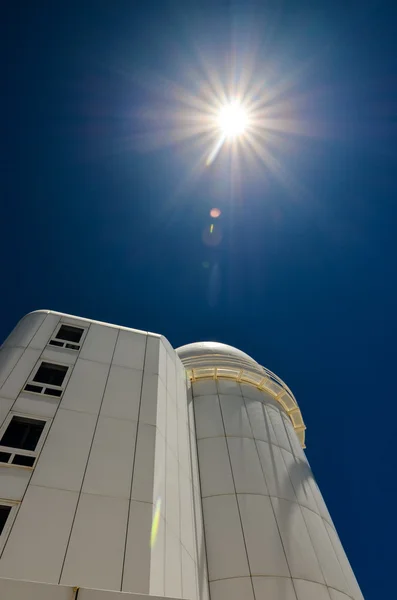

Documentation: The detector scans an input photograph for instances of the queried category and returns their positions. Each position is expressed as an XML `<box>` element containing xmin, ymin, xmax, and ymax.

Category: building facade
<box><xmin>0</xmin><ymin>310</ymin><xmax>363</xmax><ymax>600</ymax></box>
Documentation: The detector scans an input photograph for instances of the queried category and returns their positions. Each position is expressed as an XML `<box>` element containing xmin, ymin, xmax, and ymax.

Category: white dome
<box><xmin>176</xmin><ymin>341</ymin><xmax>258</xmax><ymax>367</ymax></box>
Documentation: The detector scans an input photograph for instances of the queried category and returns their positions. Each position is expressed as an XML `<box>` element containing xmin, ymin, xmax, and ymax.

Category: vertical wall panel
<box><xmin>29</xmin><ymin>313</ymin><xmax>61</xmax><ymax>350</ymax></box>
<box><xmin>0</xmin><ymin>486</ymin><xmax>78</xmax><ymax>583</ymax></box>
<box><xmin>164</xmin><ymin>526</ymin><xmax>182</xmax><ymax>599</ymax></box>
<box><xmin>82</xmin><ymin>416</ymin><xmax>137</xmax><ymax>499</ymax></box>
<box><xmin>60</xmin><ymin>359</ymin><xmax>109</xmax><ymax>415</ymax></box>
<box><xmin>2</xmin><ymin>312</ymin><xmax>46</xmax><ymax>349</ymax></box>
<box><xmin>0</xmin><ymin>348</ymin><xmax>41</xmax><ymax>399</ymax></box>
<box><xmin>122</xmin><ymin>500</ymin><xmax>151</xmax><ymax>593</ymax></box>
<box><xmin>60</xmin><ymin>494</ymin><xmax>129</xmax><ymax>590</ymax></box>
<box><xmin>32</xmin><ymin>409</ymin><xmax>97</xmax><ymax>492</ymax></box>
<box><xmin>100</xmin><ymin>365</ymin><xmax>142</xmax><ymax>422</ymax></box>
<box><xmin>112</xmin><ymin>330</ymin><xmax>146</xmax><ymax>370</ymax></box>
<box><xmin>79</xmin><ymin>324</ymin><xmax>117</xmax><ymax>364</ymax></box>
<box><xmin>0</xmin><ymin>348</ymin><xmax>24</xmax><ymax>389</ymax></box>
<box><xmin>271</xmin><ymin>496</ymin><xmax>324</xmax><ymax>583</ymax></box>
<box><xmin>202</xmin><ymin>494</ymin><xmax>250</xmax><ymax>581</ymax></box>
<box><xmin>130</xmin><ymin>423</ymin><xmax>156</xmax><ymax>503</ymax></box>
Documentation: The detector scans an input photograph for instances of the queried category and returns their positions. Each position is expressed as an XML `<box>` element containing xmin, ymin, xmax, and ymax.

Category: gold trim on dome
<box><xmin>186</xmin><ymin>362</ymin><xmax>306</xmax><ymax>448</ymax></box>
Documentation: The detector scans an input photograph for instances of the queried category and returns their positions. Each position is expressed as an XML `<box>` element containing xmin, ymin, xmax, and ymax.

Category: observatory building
<box><xmin>0</xmin><ymin>310</ymin><xmax>363</xmax><ymax>600</ymax></box>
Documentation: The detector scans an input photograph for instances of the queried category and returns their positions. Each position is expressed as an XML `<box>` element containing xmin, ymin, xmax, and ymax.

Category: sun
<box><xmin>217</xmin><ymin>101</ymin><xmax>249</xmax><ymax>138</ymax></box>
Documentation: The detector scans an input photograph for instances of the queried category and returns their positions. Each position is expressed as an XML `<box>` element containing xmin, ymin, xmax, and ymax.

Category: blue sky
<box><xmin>3</xmin><ymin>2</ymin><xmax>397</xmax><ymax>597</ymax></box>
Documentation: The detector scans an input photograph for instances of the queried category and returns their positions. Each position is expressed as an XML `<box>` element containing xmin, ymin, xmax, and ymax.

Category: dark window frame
<box><xmin>33</xmin><ymin>362</ymin><xmax>68</xmax><ymax>387</ymax></box>
<box><xmin>55</xmin><ymin>324</ymin><xmax>84</xmax><ymax>344</ymax></box>
<box><xmin>0</xmin><ymin>415</ymin><xmax>46</xmax><ymax>452</ymax></box>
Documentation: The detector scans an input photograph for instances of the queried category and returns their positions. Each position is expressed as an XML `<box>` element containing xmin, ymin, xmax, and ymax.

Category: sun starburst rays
<box><xmin>122</xmin><ymin>46</ymin><xmax>311</xmax><ymax>195</ymax></box>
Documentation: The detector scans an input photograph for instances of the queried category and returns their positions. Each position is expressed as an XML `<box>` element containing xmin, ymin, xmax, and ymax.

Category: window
<box><xmin>0</xmin><ymin>501</ymin><xmax>19</xmax><ymax>549</ymax></box>
<box><xmin>24</xmin><ymin>361</ymin><xmax>69</xmax><ymax>397</ymax></box>
<box><xmin>0</xmin><ymin>414</ymin><xmax>49</xmax><ymax>468</ymax></box>
<box><xmin>33</xmin><ymin>362</ymin><xmax>68</xmax><ymax>387</ymax></box>
<box><xmin>0</xmin><ymin>505</ymin><xmax>12</xmax><ymax>536</ymax></box>
<box><xmin>0</xmin><ymin>416</ymin><xmax>45</xmax><ymax>451</ymax></box>
<box><xmin>49</xmin><ymin>324</ymin><xmax>85</xmax><ymax>351</ymax></box>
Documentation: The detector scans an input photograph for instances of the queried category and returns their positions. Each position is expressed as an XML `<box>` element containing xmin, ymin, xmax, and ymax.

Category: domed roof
<box><xmin>176</xmin><ymin>341</ymin><xmax>258</xmax><ymax>365</ymax></box>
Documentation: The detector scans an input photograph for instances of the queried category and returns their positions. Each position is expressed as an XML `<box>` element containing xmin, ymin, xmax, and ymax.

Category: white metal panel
<box><xmin>308</xmin><ymin>477</ymin><xmax>335</xmax><ymax>528</ymax></box>
<box><xmin>265</xmin><ymin>406</ymin><xmax>293</xmax><ymax>452</ymax></box>
<box><xmin>325</xmin><ymin>521</ymin><xmax>365</xmax><ymax>600</ymax></box>
<box><xmin>166</xmin><ymin>390</ymin><xmax>178</xmax><ymax>456</ymax></box>
<box><xmin>202</xmin><ymin>494</ymin><xmax>250</xmax><ymax>581</ymax></box>
<box><xmin>280</xmin><ymin>449</ymin><xmax>318</xmax><ymax>513</ymax></box>
<box><xmin>0</xmin><ymin>465</ymin><xmax>31</xmax><ymax>500</ymax></box>
<box><xmin>145</xmin><ymin>335</ymin><xmax>167</xmax><ymax>383</ymax></box>
<box><xmin>32</xmin><ymin>409</ymin><xmax>96</xmax><ymax>491</ymax></box>
<box><xmin>0</xmin><ymin>348</ymin><xmax>41</xmax><ymax>400</ymax></box>
<box><xmin>217</xmin><ymin>379</ymin><xmax>242</xmax><ymax>396</ymax></box>
<box><xmin>101</xmin><ymin>365</ymin><xmax>142</xmax><ymax>422</ymax></box>
<box><xmin>0</xmin><ymin>485</ymin><xmax>78</xmax><ymax>583</ymax></box>
<box><xmin>239</xmin><ymin>383</ymin><xmax>266</xmax><ymax>402</ymax></box>
<box><xmin>40</xmin><ymin>346</ymin><xmax>78</xmax><ymax>366</ymax></box>
<box><xmin>81</xmin><ymin>589</ymin><xmax>180</xmax><ymax>600</ymax></box>
<box><xmin>192</xmin><ymin>379</ymin><xmax>217</xmax><ymax>397</ymax></box>
<box><xmin>271</xmin><ymin>497</ymin><xmax>324</xmax><ymax>584</ymax></box>
<box><xmin>79</xmin><ymin>324</ymin><xmax>118</xmax><ymax>364</ymax></box>
<box><xmin>149</xmin><ymin>514</ymin><xmax>165</xmax><ymax>597</ymax></box>
<box><xmin>194</xmin><ymin>395</ymin><xmax>224</xmax><ymax>440</ymax></box>
<box><xmin>164</xmin><ymin>526</ymin><xmax>182</xmax><ymax>599</ymax></box>
<box><xmin>160</xmin><ymin>335</ymin><xmax>175</xmax><ymax>359</ymax></box>
<box><xmin>61</xmin><ymin>359</ymin><xmax>109</xmax><ymax>415</ymax></box>
<box><xmin>29</xmin><ymin>313</ymin><xmax>61</xmax><ymax>350</ymax></box>
<box><xmin>190</xmin><ymin>424</ymin><xmax>200</xmax><ymax>493</ymax></box>
<box><xmin>153</xmin><ymin>431</ymin><xmax>166</xmax><ymax>520</ymax></box>
<box><xmin>244</xmin><ymin>398</ymin><xmax>278</xmax><ymax>445</ymax></box>
<box><xmin>113</xmin><ymin>330</ymin><xmax>146</xmax><ymax>371</ymax></box>
<box><xmin>256</xmin><ymin>440</ymin><xmax>297</xmax><ymax>502</ymax></box>
<box><xmin>82</xmin><ymin>416</ymin><xmax>137</xmax><ymax>499</ymax></box>
<box><xmin>210</xmin><ymin>578</ymin><xmax>255</xmax><ymax>600</ymax></box>
<box><xmin>60</xmin><ymin>493</ymin><xmax>129</xmax><ymax>591</ymax></box>
<box><xmin>0</xmin><ymin>348</ymin><xmax>24</xmax><ymax>389</ymax></box>
<box><xmin>238</xmin><ymin>494</ymin><xmax>289</xmax><ymax>577</ymax></box>
<box><xmin>219</xmin><ymin>394</ymin><xmax>252</xmax><ymax>438</ymax></box>
<box><xmin>13</xmin><ymin>391</ymin><xmax>60</xmax><ymax>418</ymax></box>
<box><xmin>165</xmin><ymin>446</ymin><xmax>180</xmax><ymax>534</ymax></box>
<box><xmin>293</xmin><ymin>579</ymin><xmax>332</xmax><ymax>600</ymax></box>
<box><xmin>140</xmin><ymin>372</ymin><xmax>166</xmax><ymax>434</ymax></box>
<box><xmin>131</xmin><ymin>423</ymin><xmax>156</xmax><ymax>503</ymax></box>
<box><xmin>0</xmin><ymin>578</ymin><xmax>72</xmax><ymax>600</ymax></box>
<box><xmin>197</xmin><ymin>437</ymin><xmax>234</xmax><ymax>498</ymax></box>
<box><xmin>301</xmin><ymin>506</ymin><xmax>350</xmax><ymax>595</ymax></box>
<box><xmin>227</xmin><ymin>437</ymin><xmax>268</xmax><ymax>495</ymax></box>
<box><xmin>181</xmin><ymin>545</ymin><xmax>198</xmax><ymax>600</ymax></box>
<box><xmin>177</xmin><ymin>399</ymin><xmax>190</xmax><ymax>476</ymax></box>
<box><xmin>252</xmin><ymin>576</ymin><xmax>297</xmax><ymax>600</ymax></box>
<box><xmin>328</xmin><ymin>589</ymin><xmax>354</xmax><ymax>600</ymax></box>
<box><xmin>166</xmin><ymin>352</ymin><xmax>176</xmax><ymax>398</ymax></box>
<box><xmin>283</xmin><ymin>414</ymin><xmax>306</xmax><ymax>460</ymax></box>
<box><xmin>176</xmin><ymin>363</ymin><xmax>188</xmax><ymax>421</ymax></box>
<box><xmin>179</xmin><ymin>470</ymin><xmax>195</xmax><ymax>560</ymax></box>
<box><xmin>0</xmin><ymin>396</ymin><xmax>13</xmax><ymax>427</ymax></box>
<box><xmin>2</xmin><ymin>312</ymin><xmax>46</xmax><ymax>349</ymax></box>
<box><xmin>122</xmin><ymin>500</ymin><xmax>151</xmax><ymax>593</ymax></box>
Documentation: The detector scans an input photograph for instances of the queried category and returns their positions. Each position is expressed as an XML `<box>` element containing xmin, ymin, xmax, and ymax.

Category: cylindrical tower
<box><xmin>177</xmin><ymin>342</ymin><xmax>364</xmax><ymax>600</ymax></box>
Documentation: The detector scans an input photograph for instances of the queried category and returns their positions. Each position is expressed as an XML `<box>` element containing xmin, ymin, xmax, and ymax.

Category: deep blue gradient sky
<box><xmin>3</xmin><ymin>2</ymin><xmax>397</xmax><ymax>597</ymax></box>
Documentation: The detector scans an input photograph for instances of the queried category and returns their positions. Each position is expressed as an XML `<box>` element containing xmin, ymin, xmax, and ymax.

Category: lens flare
<box><xmin>210</xmin><ymin>208</ymin><xmax>221</xmax><ymax>218</ymax></box>
<box><xmin>150</xmin><ymin>498</ymin><xmax>161</xmax><ymax>548</ymax></box>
